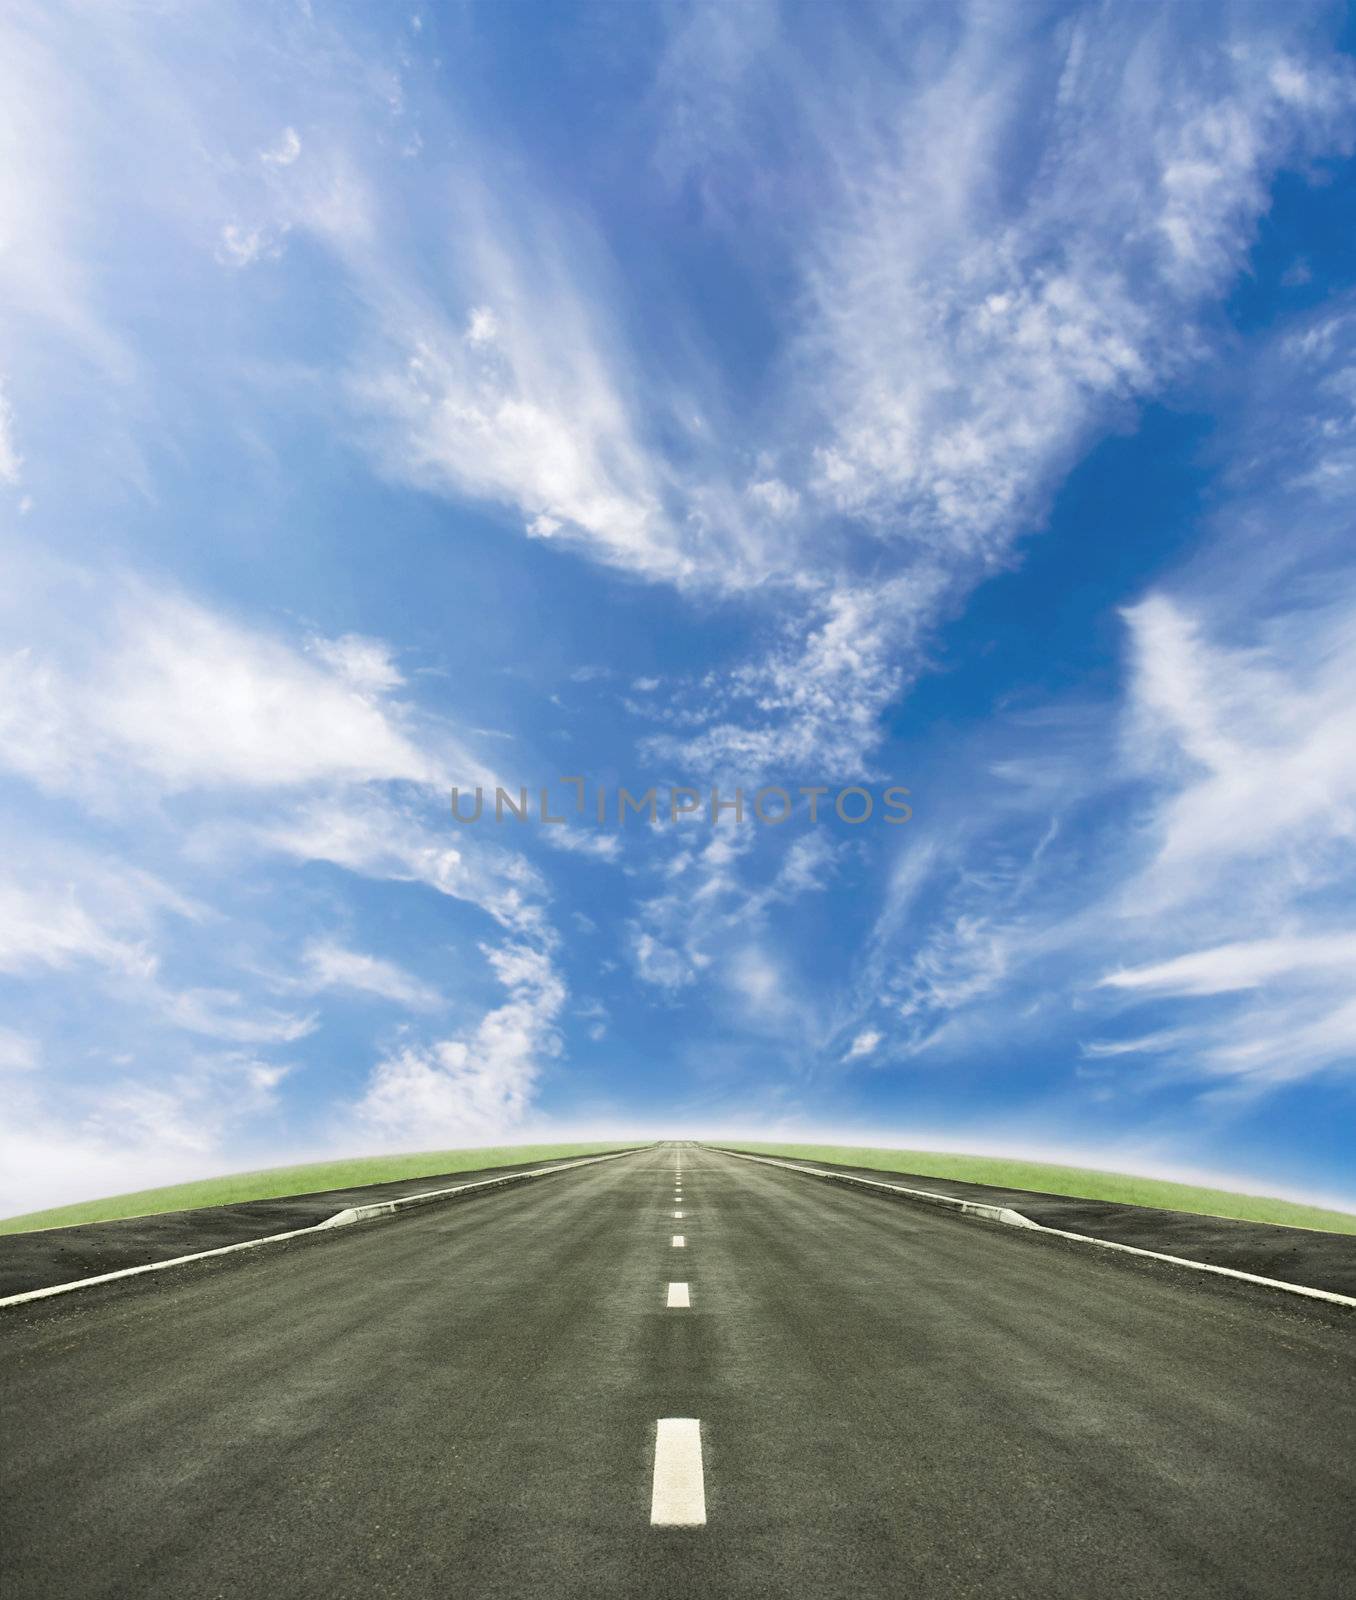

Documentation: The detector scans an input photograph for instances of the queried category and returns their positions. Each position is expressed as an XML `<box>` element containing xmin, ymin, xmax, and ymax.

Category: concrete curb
<box><xmin>0</xmin><ymin>1147</ymin><xmax>648</xmax><ymax>1311</ymax></box>
<box><xmin>710</xmin><ymin>1146</ymin><xmax>1041</xmax><ymax>1229</ymax></box>
<box><xmin>709</xmin><ymin>1146</ymin><xmax>1356</xmax><ymax>1311</ymax></box>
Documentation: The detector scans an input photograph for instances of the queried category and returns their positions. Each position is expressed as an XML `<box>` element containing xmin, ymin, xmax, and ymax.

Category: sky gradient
<box><xmin>3</xmin><ymin>0</ymin><xmax>1356</xmax><ymax>1216</ymax></box>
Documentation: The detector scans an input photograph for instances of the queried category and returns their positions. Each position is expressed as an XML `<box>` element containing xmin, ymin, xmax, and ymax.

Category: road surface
<box><xmin>2</xmin><ymin>1143</ymin><xmax>1352</xmax><ymax>1598</ymax></box>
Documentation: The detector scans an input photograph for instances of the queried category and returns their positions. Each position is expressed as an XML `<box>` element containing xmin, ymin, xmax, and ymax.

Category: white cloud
<box><xmin>840</xmin><ymin>296</ymin><xmax>1356</xmax><ymax>1099</ymax></box>
<box><xmin>0</xmin><ymin>841</ymin><xmax>325</xmax><ymax>1046</ymax></box>
<box><xmin>575</xmin><ymin>998</ymin><xmax>608</xmax><ymax>1043</ymax></box>
<box><xmin>1118</xmin><ymin>592</ymin><xmax>1356</xmax><ymax>914</ymax></box>
<box><xmin>0</xmin><ymin>574</ymin><xmax>472</xmax><ymax>800</ymax></box>
<box><xmin>159</xmin><ymin>987</ymin><xmax>316</xmax><ymax>1045</ymax></box>
<box><xmin>3</xmin><ymin>0</ymin><xmax>1353</xmax><ymax>1162</ymax></box>
<box><xmin>631</xmin><ymin>928</ymin><xmax>694</xmax><ymax>992</ymax></box>
<box><xmin>1100</xmin><ymin>934</ymin><xmax>1356</xmax><ymax>998</ymax></box>
<box><xmin>747</xmin><ymin>477</ymin><xmax>798</xmax><ymax>518</ymax></box>
<box><xmin>0</xmin><ymin>546</ymin><xmax>567</xmax><ymax>1146</ymax></box>
<box><xmin>635</xmin><ymin>6</ymin><xmax>1356</xmax><ymax>785</ymax></box>
<box><xmin>792</xmin><ymin>14</ymin><xmax>1354</xmax><ymax>552</ymax></box>
<box><xmin>0</xmin><ymin>1114</ymin><xmax>203</xmax><ymax>1219</ymax></box>
<box><xmin>1205</xmin><ymin>996</ymin><xmax>1356</xmax><ymax>1085</ymax></box>
<box><xmin>893</xmin><ymin>914</ymin><xmax>1016</xmax><ymax>1032</ymax></box>
<box><xmin>357</xmin><ymin>289</ymin><xmax>684</xmax><ymax>581</ymax></box>
<box><xmin>11</xmin><ymin>1</ymin><xmax>1342</xmax><ymax>824</ymax></box>
<box><xmin>301</xmin><ymin>938</ymin><xmax>442</xmax><ymax>1010</ymax></box>
<box><xmin>308</xmin><ymin>632</ymin><xmax>405</xmax><ymax>693</ymax></box>
<box><xmin>0</xmin><ymin>1045</ymin><xmax>298</xmax><ymax>1217</ymax></box>
<box><xmin>217</xmin><ymin>220</ymin><xmax>281</xmax><ymax>268</ymax></box>
<box><xmin>0</xmin><ymin>1027</ymin><xmax>39</xmax><ymax>1072</ymax></box>
<box><xmin>541</xmin><ymin>824</ymin><xmax>621</xmax><ymax>862</ymax></box>
<box><xmin>0</xmin><ymin>6</ymin><xmax>139</xmax><ymax>397</ymax></box>
<box><xmin>261</xmin><ymin>126</ymin><xmax>302</xmax><ymax>167</ymax></box>
<box><xmin>650</xmin><ymin>0</ymin><xmax>780</xmax><ymax>216</ymax></box>
<box><xmin>0</xmin><ymin>379</ymin><xmax>21</xmax><ymax>482</ymax></box>
<box><xmin>645</xmin><ymin>577</ymin><xmax>936</xmax><ymax>782</ymax></box>
<box><xmin>257</xmin><ymin>792</ymin><xmax>547</xmax><ymax>937</ymax></box>
<box><xmin>83</xmin><ymin>1051</ymin><xmax>292</xmax><ymax>1157</ymax></box>
<box><xmin>1080</xmin><ymin>1030</ymin><xmax>1199</xmax><ymax>1061</ymax></box>
<box><xmin>725</xmin><ymin>944</ymin><xmax>791</xmax><ymax>1024</ymax></box>
<box><xmin>628</xmin><ymin>822</ymin><xmax>843</xmax><ymax>1010</ymax></box>
<box><xmin>353</xmin><ymin>940</ymin><xmax>565</xmax><ymax>1142</ymax></box>
<box><xmin>843</xmin><ymin>1028</ymin><xmax>881</xmax><ymax>1061</ymax></box>
<box><xmin>1085</xmin><ymin>583</ymin><xmax>1356</xmax><ymax>1090</ymax></box>
<box><xmin>465</xmin><ymin>305</ymin><xmax>498</xmax><ymax>345</ymax></box>
<box><xmin>0</xmin><ymin>877</ymin><xmax>159</xmax><ymax>979</ymax></box>
<box><xmin>772</xmin><ymin>832</ymin><xmax>842</xmax><ymax>897</ymax></box>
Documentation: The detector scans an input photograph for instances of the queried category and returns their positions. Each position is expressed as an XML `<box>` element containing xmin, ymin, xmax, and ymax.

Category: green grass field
<box><xmin>0</xmin><ymin>1143</ymin><xmax>641</xmax><ymax>1235</ymax></box>
<box><xmin>724</xmin><ymin>1142</ymin><xmax>1356</xmax><ymax>1234</ymax></box>
<box><xmin>8</xmin><ymin>1137</ymin><xmax>1352</xmax><ymax>1237</ymax></box>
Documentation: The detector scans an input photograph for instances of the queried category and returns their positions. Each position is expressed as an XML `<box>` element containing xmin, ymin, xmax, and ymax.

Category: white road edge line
<box><xmin>707</xmin><ymin>1147</ymin><xmax>1356</xmax><ymax>1311</ymax></box>
<box><xmin>667</xmin><ymin>1281</ymin><xmax>691</xmax><ymax>1307</ymax></box>
<box><xmin>672</xmin><ymin>1235</ymin><xmax>685</xmax><ymax>1247</ymax></box>
<box><xmin>651</xmin><ymin>1418</ymin><xmax>706</xmax><ymax>1527</ymax></box>
<box><xmin>0</xmin><ymin>1147</ymin><xmax>652</xmax><ymax>1311</ymax></box>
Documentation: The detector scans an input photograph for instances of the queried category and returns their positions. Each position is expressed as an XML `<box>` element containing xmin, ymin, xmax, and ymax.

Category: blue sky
<box><xmin>4</xmin><ymin>0</ymin><xmax>1356</xmax><ymax>1214</ymax></box>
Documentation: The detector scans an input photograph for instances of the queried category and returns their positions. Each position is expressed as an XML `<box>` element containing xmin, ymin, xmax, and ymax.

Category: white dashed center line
<box><xmin>666</xmin><ymin>1281</ymin><xmax>690</xmax><ymax>1308</ymax></box>
<box><xmin>651</xmin><ymin>1418</ymin><xmax>706</xmax><ymax>1527</ymax></box>
<box><xmin>672</xmin><ymin>1234</ymin><xmax>685</xmax><ymax>1247</ymax></box>
<box><xmin>673</xmin><ymin>1210</ymin><xmax>684</xmax><ymax>1219</ymax></box>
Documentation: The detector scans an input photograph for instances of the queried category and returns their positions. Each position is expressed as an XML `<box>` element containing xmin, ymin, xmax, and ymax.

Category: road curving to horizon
<box><xmin>2</xmin><ymin>1142</ymin><xmax>1352</xmax><ymax>1598</ymax></box>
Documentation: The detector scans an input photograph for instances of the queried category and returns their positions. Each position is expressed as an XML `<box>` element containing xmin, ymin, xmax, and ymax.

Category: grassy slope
<box><xmin>0</xmin><ymin>1143</ymin><xmax>639</xmax><ymax>1235</ymax></box>
<box><xmin>726</xmin><ymin>1142</ymin><xmax>1356</xmax><ymax>1234</ymax></box>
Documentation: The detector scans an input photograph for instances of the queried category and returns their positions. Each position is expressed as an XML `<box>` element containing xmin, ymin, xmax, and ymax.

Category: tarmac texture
<box><xmin>2</xmin><ymin>1144</ymin><xmax>1352</xmax><ymax>1599</ymax></box>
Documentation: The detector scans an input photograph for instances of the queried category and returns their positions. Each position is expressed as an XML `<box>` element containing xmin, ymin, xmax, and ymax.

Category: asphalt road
<box><xmin>712</xmin><ymin>1146</ymin><xmax>1356</xmax><ymax>1296</ymax></box>
<box><xmin>0</xmin><ymin>1148</ymin><xmax>644</xmax><ymax>1297</ymax></box>
<box><xmin>2</xmin><ymin>1143</ymin><xmax>1352</xmax><ymax>1599</ymax></box>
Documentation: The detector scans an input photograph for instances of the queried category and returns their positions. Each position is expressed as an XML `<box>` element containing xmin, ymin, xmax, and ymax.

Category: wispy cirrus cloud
<box><xmin>157</xmin><ymin>988</ymin><xmax>316</xmax><ymax>1047</ymax></box>
<box><xmin>355</xmin><ymin>285</ymin><xmax>686</xmax><ymax>585</ymax></box>
<box><xmin>634</xmin><ymin>3</ymin><xmax>1356</xmax><ymax>780</ymax></box>
<box><xmin>796</xmin><ymin>33</ymin><xmax>1354</xmax><ymax>546</ymax></box>
<box><xmin>0</xmin><ymin>1051</ymin><xmax>295</xmax><ymax>1216</ymax></box>
<box><xmin>1100</xmin><ymin>934</ymin><xmax>1356</xmax><ymax>998</ymax></box>
<box><xmin>11</xmin><ymin>0</ymin><xmax>1352</xmax><ymax>790</ymax></box>
<box><xmin>0</xmin><ymin>380</ymin><xmax>21</xmax><ymax>484</ymax></box>
<box><xmin>0</xmin><ymin>574</ymin><xmax>458</xmax><ymax>802</ymax></box>
<box><xmin>845</xmin><ymin>295</ymin><xmax>1356</xmax><ymax>1100</ymax></box>
<box><xmin>1088</xmin><ymin>584</ymin><xmax>1356</xmax><ymax>1091</ymax></box>
<box><xmin>255</xmin><ymin>791</ymin><xmax>548</xmax><ymax>939</ymax></box>
<box><xmin>0</xmin><ymin>877</ymin><xmax>159</xmax><ymax>979</ymax></box>
<box><xmin>0</xmin><ymin>543</ymin><xmax>565</xmax><ymax>1185</ymax></box>
<box><xmin>1117</xmin><ymin>589</ymin><xmax>1356</xmax><ymax>914</ymax></box>
<box><xmin>4</xmin><ymin>0</ymin><xmax>1356</xmax><ymax>1210</ymax></box>
<box><xmin>299</xmin><ymin>939</ymin><xmax>443</xmax><ymax>1011</ymax></box>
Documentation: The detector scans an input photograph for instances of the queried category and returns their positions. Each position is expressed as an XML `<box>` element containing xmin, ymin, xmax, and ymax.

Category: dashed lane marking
<box><xmin>651</xmin><ymin>1419</ymin><xmax>706</xmax><ymax>1527</ymax></box>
